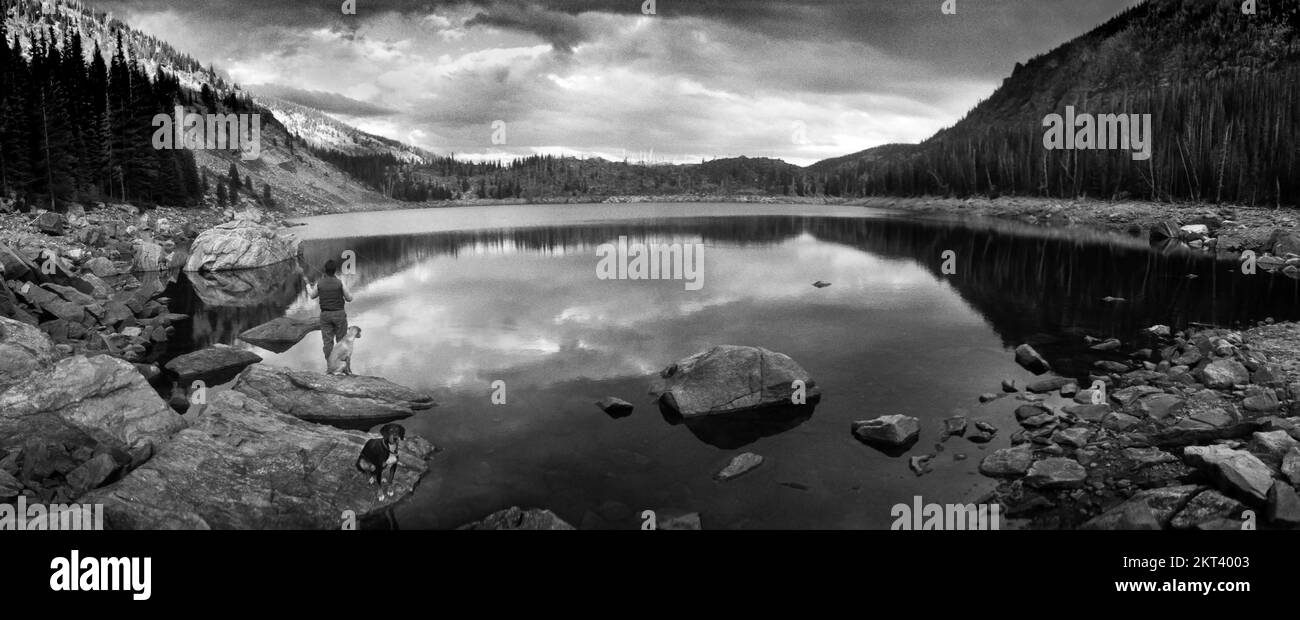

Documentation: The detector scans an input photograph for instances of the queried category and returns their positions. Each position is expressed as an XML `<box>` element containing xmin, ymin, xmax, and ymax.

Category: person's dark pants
<box><xmin>320</xmin><ymin>310</ymin><xmax>348</xmax><ymax>364</ymax></box>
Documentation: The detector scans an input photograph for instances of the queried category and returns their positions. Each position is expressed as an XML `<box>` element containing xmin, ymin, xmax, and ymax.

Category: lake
<box><xmin>159</xmin><ymin>203</ymin><xmax>1300</xmax><ymax>529</ymax></box>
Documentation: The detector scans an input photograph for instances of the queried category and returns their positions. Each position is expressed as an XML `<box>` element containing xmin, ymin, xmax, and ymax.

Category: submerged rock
<box><xmin>458</xmin><ymin>506</ymin><xmax>575</xmax><ymax>530</ymax></box>
<box><xmin>652</xmin><ymin>345</ymin><xmax>819</xmax><ymax>418</ymax></box>
<box><xmin>232</xmin><ymin>364</ymin><xmax>437</xmax><ymax>429</ymax></box>
<box><xmin>596</xmin><ymin>396</ymin><xmax>635</xmax><ymax>418</ymax></box>
<box><xmin>237</xmin><ymin>316</ymin><xmax>321</xmax><ymax>353</ymax></box>
<box><xmin>84</xmin><ymin>390</ymin><xmax>437</xmax><ymax>529</ymax></box>
<box><xmin>715</xmin><ymin>452</ymin><xmax>764</xmax><ymax>481</ymax></box>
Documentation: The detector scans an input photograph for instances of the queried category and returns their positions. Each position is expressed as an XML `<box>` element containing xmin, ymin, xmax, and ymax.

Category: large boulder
<box><xmin>184</xmin><ymin>219</ymin><xmax>300</xmax><ymax>272</ymax></box>
<box><xmin>164</xmin><ymin>344</ymin><xmax>262</xmax><ymax>386</ymax></box>
<box><xmin>0</xmin><ymin>315</ymin><xmax>58</xmax><ymax>393</ymax></box>
<box><xmin>238</xmin><ymin>316</ymin><xmax>321</xmax><ymax>353</ymax></box>
<box><xmin>457</xmin><ymin>506</ymin><xmax>575</xmax><ymax>530</ymax></box>
<box><xmin>83</xmin><ymin>389</ymin><xmax>437</xmax><ymax>529</ymax></box>
<box><xmin>651</xmin><ymin>345</ymin><xmax>820</xmax><ymax>418</ymax></box>
<box><xmin>0</xmin><ymin>355</ymin><xmax>186</xmax><ymax>451</ymax></box>
<box><xmin>232</xmin><ymin>364</ymin><xmax>437</xmax><ymax>428</ymax></box>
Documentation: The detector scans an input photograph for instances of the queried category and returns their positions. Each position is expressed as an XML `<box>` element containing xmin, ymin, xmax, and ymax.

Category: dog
<box><xmin>327</xmin><ymin>326</ymin><xmax>361</xmax><ymax>375</ymax></box>
<box><xmin>355</xmin><ymin>423</ymin><xmax>405</xmax><ymax>499</ymax></box>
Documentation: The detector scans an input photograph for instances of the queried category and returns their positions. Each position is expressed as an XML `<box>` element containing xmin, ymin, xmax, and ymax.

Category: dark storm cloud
<box><xmin>91</xmin><ymin>0</ymin><xmax>1139</xmax><ymax>74</ymax></box>
<box><xmin>82</xmin><ymin>0</ymin><xmax>1147</xmax><ymax>163</ymax></box>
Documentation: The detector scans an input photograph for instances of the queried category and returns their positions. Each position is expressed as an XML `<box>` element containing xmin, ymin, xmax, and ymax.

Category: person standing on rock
<box><xmin>306</xmin><ymin>259</ymin><xmax>353</xmax><ymax>371</ymax></box>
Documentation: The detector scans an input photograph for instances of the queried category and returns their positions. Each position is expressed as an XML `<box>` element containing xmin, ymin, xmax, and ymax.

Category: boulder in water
<box><xmin>238</xmin><ymin>316</ymin><xmax>321</xmax><ymax>353</ymax></box>
<box><xmin>651</xmin><ymin>345</ymin><xmax>820</xmax><ymax>418</ymax></box>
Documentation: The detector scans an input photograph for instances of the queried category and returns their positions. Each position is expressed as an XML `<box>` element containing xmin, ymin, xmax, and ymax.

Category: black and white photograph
<box><xmin>0</xmin><ymin>0</ymin><xmax>1296</xmax><ymax>604</ymax></box>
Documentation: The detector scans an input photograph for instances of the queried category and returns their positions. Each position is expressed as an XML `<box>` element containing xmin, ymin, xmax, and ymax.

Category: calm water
<box><xmin>160</xmin><ymin>203</ymin><xmax>1300</xmax><ymax>529</ymax></box>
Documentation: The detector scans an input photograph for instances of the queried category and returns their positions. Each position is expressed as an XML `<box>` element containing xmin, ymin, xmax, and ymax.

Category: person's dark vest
<box><xmin>317</xmin><ymin>276</ymin><xmax>346</xmax><ymax>312</ymax></box>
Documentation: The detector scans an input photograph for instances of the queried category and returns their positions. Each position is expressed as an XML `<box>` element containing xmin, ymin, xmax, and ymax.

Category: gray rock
<box><xmin>0</xmin><ymin>316</ymin><xmax>58</xmax><ymax>393</ymax></box>
<box><xmin>1124</xmin><ymin>446</ymin><xmax>1178</xmax><ymax>466</ymax></box>
<box><xmin>1247</xmin><ymin>430</ymin><xmax>1300</xmax><ymax>467</ymax></box>
<box><xmin>1266</xmin><ymin>482</ymin><xmax>1300</xmax><ymax>527</ymax></box>
<box><xmin>1283</xmin><ymin>447</ymin><xmax>1300</xmax><ymax>486</ymax></box>
<box><xmin>1024</xmin><ymin>457</ymin><xmax>1087</xmax><ymax>489</ymax></box>
<box><xmin>715</xmin><ymin>452</ymin><xmax>764</xmax><ymax>481</ymax></box>
<box><xmin>1101</xmin><ymin>412</ymin><xmax>1142</xmax><ymax>431</ymax></box>
<box><xmin>1062</xmin><ymin>403</ymin><xmax>1111</xmax><ymax>422</ymax></box>
<box><xmin>1094</xmin><ymin>360</ymin><xmax>1129</xmax><ymax>373</ymax></box>
<box><xmin>1183</xmin><ymin>445</ymin><xmax>1274</xmax><ymax>502</ymax></box>
<box><xmin>657</xmin><ymin>512</ymin><xmax>703</xmax><ymax>530</ymax></box>
<box><xmin>1052</xmin><ymin>427</ymin><xmax>1094</xmax><ymax>448</ymax></box>
<box><xmin>84</xmin><ymin>257</ymin><xmax>118</xmax><ymax>278</ymax></box>
<box><xmin>232</xmin><ymin>363</ymin><xmax>436</xmax><ymax>428</ymax></box>
<box><xmin>652</xmin><ymin>345</ymin><xmax>819</xmax><ymax>417</ymax></box>
<box><xmin>1242</xmin><ymin>386</ymin><xmax>1280</xmax><ymax>413</ymax></box>
<box><xmin>942</xmin><ymin>415</ymin><xmax>968</xmax><ymax>438</ymax></box>
<box><xmin>65</xmin><ymin>453</ymin><xmax>119</xmax><ymax>497</ymax></box>
<box><xmin>1001</xmin><ymin>379</ymin><xmax>1017</xmax><ymax>393</ymax></box>
<box><xmin>458</xmin><ymin>506</ymin><xmax>575</xmax><ymax>530</ymax></box>
<box><xmin>1137</xmin><ymin>394</ymin><xmax>1186</xmax><ymax>420</ymax></box>
<box><xmin>1027</xmin><ymin>377</ymin><xmax>1073</xmax><ymax>393</ymax></box>
<box><xmin>0</xmin><ymin>355</ymin><xmax>186</xmax><ymax>454</ymax></box>
<box><xmin>1111</xmin><ymin>385</ymin><xmax>1162</xmax><ymax>407</ymax></box>
<box><xmin>852</xmin><ymin>414</ymin><xmax>920</xmax><ymax>447</ymax></box>
<box><xmin>1091</xmin><ymin>338</ymin><xmax>1121</xmax><ymax>351</ymax></box>
<box><xmin>164</xmin><ymin>345</ymin><xmax>263</xmax><ymax>385</ymax></box>
<box><xmin>1082</xmin><ymin>484</ymin><xmax>1200</xmax><ymax>530</ymax></box>
<box><xmin>0</xmin><ymin>468</ymin><xmax>22</xmax><ymax>499</ymax></box>
<box><xmin>1014</xmin><ymin>404</ymin><xmax>1056</xmax><ymax>428</ymax></box>
<box><xmin>596</xmin><ymin>396</ymin><xmax>635</xmax><ymax>416</ymax></box>
<box><xmin>908</xmin><ymin>454</ymin><xmax>933</xmax><ymax>476</ymax></box>
<box><xmin>1198</xmin><ymin>359</ymin><xmax>1250</xmax><ymax>389</ymax></box>
<box><xmin>1014</xmin><ymin>344</ymin><xmax>1050</xmax><ymax>374</ymax></box>
<box><xmin>86</xmin><ymin>389</ymin><xmax>438</xmax><ymax>529</ymax></box>
<box><xmin>237</xmin><ymin>316</ymin><xmax>321</xmax><ymax>353</ymax></box>
<box><xmin>979</xmin><ymin>444</ymin><xmax>1033</xmax><ymax>477</ymax></box>
<box><xmin>1170</xmin><ymin>489</ymin><xmax>1247</xmax><ymax>530</ymax></box>
<box><xmin>183</xmin><ymin>220</ymin><xmax>301</xmax><ymax>272</ymax></box>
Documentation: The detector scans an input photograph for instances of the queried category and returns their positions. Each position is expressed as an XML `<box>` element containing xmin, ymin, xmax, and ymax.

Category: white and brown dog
<box><xmin>327</xmin><ymin>326</ymin><xmax>361</xmax><ymax>375</ymax></box>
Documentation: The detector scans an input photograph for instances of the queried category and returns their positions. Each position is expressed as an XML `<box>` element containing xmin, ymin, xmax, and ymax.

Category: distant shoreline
<box><xmin>294</xmin><ymin>193</ymin><xmax>1297</xmax><ymax>259</ymax></box>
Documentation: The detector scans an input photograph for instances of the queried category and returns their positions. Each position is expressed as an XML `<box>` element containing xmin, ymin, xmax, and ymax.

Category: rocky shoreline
<box><xmin>964</xmin><ymin>323</ymin><xmax>1300</xmax><ymax>529</ymax></box>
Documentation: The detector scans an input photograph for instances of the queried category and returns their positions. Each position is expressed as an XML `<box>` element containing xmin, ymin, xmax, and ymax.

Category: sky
<box><xmin>88</xmin><ymin>0</ymin><xmax>1143</xmax><ymax>166</ymax></box>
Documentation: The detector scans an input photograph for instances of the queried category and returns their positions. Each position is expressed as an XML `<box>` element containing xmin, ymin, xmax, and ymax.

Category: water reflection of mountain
<box><xmin>294</xmin><ymin>215</ymin><xmax>1300</xmax><ymax>379</ymax></box>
